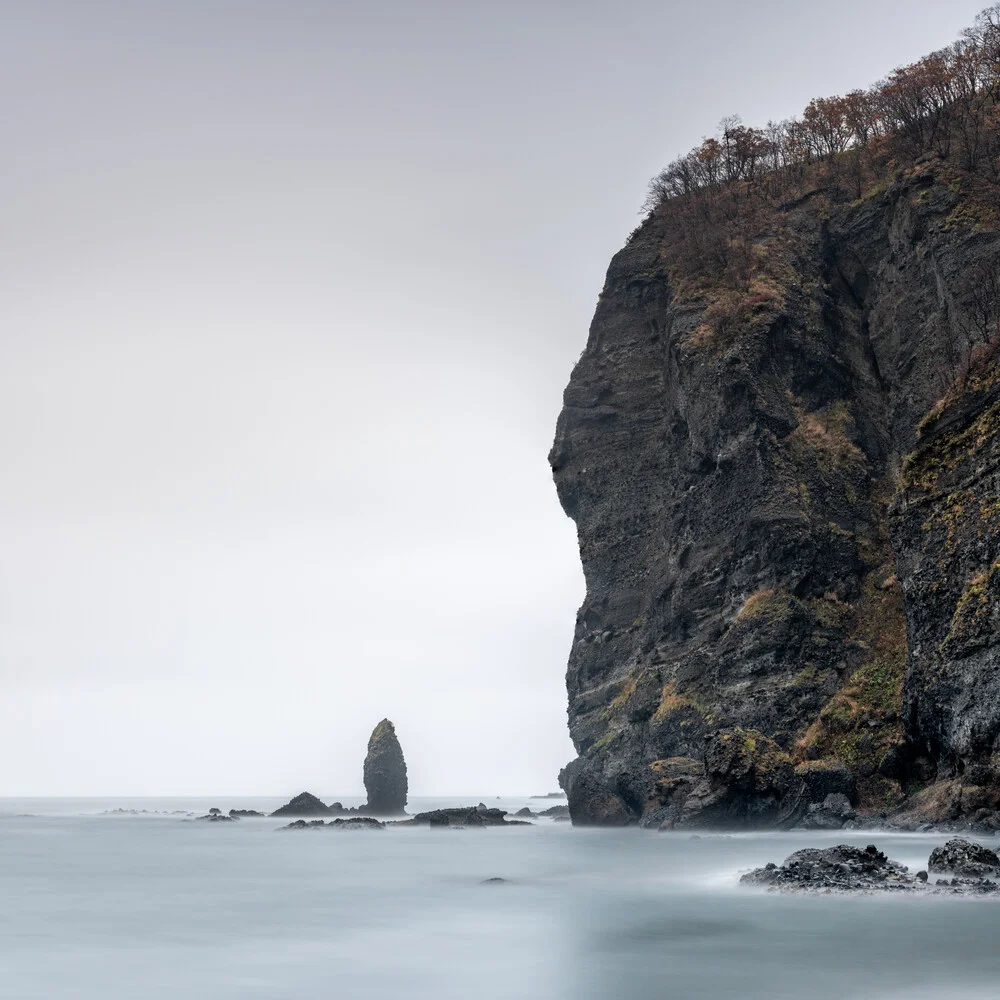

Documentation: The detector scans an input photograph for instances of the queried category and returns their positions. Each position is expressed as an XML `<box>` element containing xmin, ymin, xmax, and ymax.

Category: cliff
<box><xmin>550</xmin><ymin>162</ymin><xmax>1000</xmax><ymax>828</ymax></box>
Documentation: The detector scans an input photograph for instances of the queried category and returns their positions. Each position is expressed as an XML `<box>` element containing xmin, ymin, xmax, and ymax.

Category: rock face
<box><xmin>363</xmin><ymin>719</ymin><xmax>408</xmax><ymax>815</ymax></box>
<box><xmin>551</xmin><ymin>165</ymin><xmax>1000</xmax><ymax>827</ymax></box>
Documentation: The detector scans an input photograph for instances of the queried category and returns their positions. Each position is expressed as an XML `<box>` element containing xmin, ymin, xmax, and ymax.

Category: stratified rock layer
<box><xmin>551</xmin><ymin>166</ymin><xmax>1000</xmax><ymax>827</ymax></box>
<box><xmin>363</xmin><ymin>719</ymin><xmax>408</xmax><ymax>815</ymax></box>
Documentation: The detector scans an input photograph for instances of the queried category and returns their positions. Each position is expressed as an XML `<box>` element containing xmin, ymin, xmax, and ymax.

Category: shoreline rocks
<box><xmin>397</xmin><ymin>804</ymin><xmax>531</xmax><ymax>828</ymax></box>
<box><xmin>741</xmin><ymin>838</ymin><xmax>1000</xmax><ymax>894</ymax></box>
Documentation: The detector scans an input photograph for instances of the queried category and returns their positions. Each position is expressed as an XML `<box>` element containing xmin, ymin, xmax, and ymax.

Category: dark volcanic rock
<box><xmin>741</xmin><ymin>844</ymin><xmax>912</xmax><ymax>892</ymax></box>
<box><xmin>928</xmin><ymin>838</ymin><xmax>1000</xmax><ymax>877</ymax></box>
<box><xmin>363</xmin><ymin>719</ymin><xmax>408</xmax><ymax>816</ymax></box>
<box><xmin>550</xmin><ymin>157</ymin><xmax>1000</xmax><ymax>828</ymax></box>
<box><xmin>538</xmin><ymin>804</ymin><xmax>570</xmax><ymax>819</ymax></box>
<box><xmin>270</xmin><ymin>792</ymin><xmax>331</xmax><ymax>818</ymax></box>
<box><xmin>402</xmin><ymin>805</ymin><xmax>518</xmax><ymax>828</ymax></box>
<box><xmin>743</xmin><ymin>840</ymin><xmax>1000</xmax><ymax>894</ymax></box>
<box><xmin>803</xmin><ymin>793</ymin><xmax>856</xmax><ymax>830</ymax></box>
<box><xmin>282</xmin><ymin>817</ymin><xmax>384</xmax><ymax>831</ymax></box>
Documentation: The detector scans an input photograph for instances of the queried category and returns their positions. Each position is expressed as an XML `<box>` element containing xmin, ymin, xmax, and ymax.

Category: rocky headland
<box><xmin>550</xmin><ymin>9</ymin><xmax>1000</xmax><ymax>831</ymax></box>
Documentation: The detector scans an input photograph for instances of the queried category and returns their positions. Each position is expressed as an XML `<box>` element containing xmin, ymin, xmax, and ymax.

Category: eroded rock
<box><xmin>928</xmin><ymin>838</ymin><xmax>1000</xmax><ymax>877</ymax></box>
<box><xmin>363</xmin><ymin>719</ymin><xmax>408</xmax><ymax>816</ymax></box>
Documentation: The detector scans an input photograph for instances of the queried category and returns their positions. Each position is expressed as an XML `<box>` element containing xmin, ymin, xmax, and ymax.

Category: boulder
<box><xmin>270</xmin><ymin>792</ymin><xmax>331</xmax><ymax>817</ymax></box>
<box><xmin>402</xmin><ymin>806</ymin><xmax>513</xmax><ymax>828</ymax></box>
<box><xmin>741</xmin><ymin>844</ymin><xmax>912</xmax><ymax>892</ymax></box>
<box><xmin>802</xmin><ymin>793</ymin><xmax>856</xmax><ymax>830</ymax></box>
<box><xmin>363</xmin><ymin>719</ymin><xmax>408</xmax><ymax>816</ymax></box>
<box><xmin>927</xmin><ymin>838</ymin><xmax>1000</xmax><ymax>877</ymax></box>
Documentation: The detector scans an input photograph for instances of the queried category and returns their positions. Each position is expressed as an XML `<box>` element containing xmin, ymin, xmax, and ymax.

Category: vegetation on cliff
<box><xmin>553</xmin><ymin>6</ymin><xmax>1000</xmax><ymax>829</ymax></box>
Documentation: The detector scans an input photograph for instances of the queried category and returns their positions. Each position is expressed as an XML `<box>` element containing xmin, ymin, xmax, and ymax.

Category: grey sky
<box><xmin>0</xmin><ymin>0</ymin><xmax>984</xmax><ymax>796</ymax></box>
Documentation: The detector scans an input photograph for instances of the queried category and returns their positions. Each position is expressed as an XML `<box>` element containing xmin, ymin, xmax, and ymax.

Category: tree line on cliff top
<box><xmin>646</xmin><ymin>5</ymin><xmax>1000</xmax><ymax>212</ymax></box>
<box><xmin>640</xmin><ymin>5</ymin><xmax>1000</xmax><ymax>377</ymax></box>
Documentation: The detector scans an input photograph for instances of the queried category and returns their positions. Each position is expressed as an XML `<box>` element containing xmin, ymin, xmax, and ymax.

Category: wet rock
<box><xmin>329</xmin><ymin>817</ymin><xmax>384</xmax><ymax>831</ymax></box>
<box><xmin>741</xmin><ymin>844</ymin><xmax>913</xmax><ymax>892</ymax></box>
<box><xmin>196</xmin><ymin>812</ymin><xmax>236</xmax><ymax>822</ymax></box>
<box><xmin>281</xmin><ymin>817</ymin><xmax>384</xmax><ymax>831</ymax></box>
<box><xmin>363</xmin><ymin>719</ymin><xmax>408</xmax><ymax>816</ymax></box>
<box><xmin>208</xmin><ymin>807</ymin><xmax>222</xmax><ymax>815</ymax></box>
<box><xmin>927</xmin><ymin>838</ymin><xmax>1000</xmax><ymax>877</ymax></box>
<box><xmin>401</xmin><ymin>806</ymin><xmax>516</xmax><ymax>828</ymax></box>
<box><xmin>514</xmin><ymin>807</ymin><xmax>536</xmax><ymax>818</ymax></box>
<box><xmin>481</xmin><ymin>877</ymin><xmax>509</xmax><ymax>884</ymax></box>
<box><xmin>538</xmin><ymin>804</ymin><xmax>570</xmax><ymax>819</ymax></box>
<box><xmin>229</xmin><ymin>809</ymin><xmax>266</xmax><ymax>818</ymax></box>
<box><xmin>270</xmin><ymin>792</ymin><xmax>332</xmax><ymax>817</ymax></box>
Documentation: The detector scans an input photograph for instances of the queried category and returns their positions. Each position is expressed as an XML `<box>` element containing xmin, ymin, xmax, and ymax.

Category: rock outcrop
<box><xmin>270</xmin><ymin>792</ymin><xmax>333</xmax><ymax>818</ymax></box>
<box><xmin>282</xmin><ymin>817</ymin><xmax>385</xmax><ymax>831</ymax></box>
<box><xmin>927</xmin><ymin>838</ymin><xmax>1000</xmax><ymax>877</ymax></box>
<box><xmin>742</xmin><ymin>839</ymin><xmax>1000</xmax><ymax>894</ymax></box>
<box><xmin>551</xmin><ymin>160</ymin><xmax>1000</xmax><ymax>827</ymax></box>
<box><xmin>363</xmin><ymin>719</ymin><xmax>408</xmax><ymax>815</ymax></box>
<box><xmin>400</xmin><ymin>804</ymin><xmax>529</xmax><ymax>828</ymax></box>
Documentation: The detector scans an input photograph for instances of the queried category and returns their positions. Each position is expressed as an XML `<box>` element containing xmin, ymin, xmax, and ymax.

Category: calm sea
<box><xmin>2</xmin><ymin>796</ymin><xmax>999</xmax><ymax>999</ymax></box>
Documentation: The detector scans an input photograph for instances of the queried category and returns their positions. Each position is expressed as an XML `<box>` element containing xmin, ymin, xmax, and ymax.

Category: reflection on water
<box><xmin>3</xmin><ymin>797</ymin><xmax>1000</xmax><ymax>999</ymax></box>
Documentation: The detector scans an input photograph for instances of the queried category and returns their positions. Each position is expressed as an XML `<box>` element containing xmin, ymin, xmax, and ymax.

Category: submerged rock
<box><xmin>363</xmin><ymin>719</ymin><xmax>408</xmax><ymax>816</ymax></box>
<box><xmin>928</xmin><ymin>838</ymin><xmax>1000</xmax><ymax>877</ymax></box>
<box><xmin>270</xmin><ymin>792</ymin><xmax>332</xmax><ymax>817</ymax></box>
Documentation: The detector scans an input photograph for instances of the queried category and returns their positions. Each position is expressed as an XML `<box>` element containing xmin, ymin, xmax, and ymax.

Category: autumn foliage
<box><xmin>644</xmin><ymin>5</ymin><xmax>1000</xmax><ymax>300</ymax></box>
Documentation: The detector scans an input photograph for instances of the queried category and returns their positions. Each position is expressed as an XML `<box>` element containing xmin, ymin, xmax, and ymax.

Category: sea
<box><xmin>3</xmin><ymin>795</ymin><xmax>1000</xmax><ymax>999</ymax></box>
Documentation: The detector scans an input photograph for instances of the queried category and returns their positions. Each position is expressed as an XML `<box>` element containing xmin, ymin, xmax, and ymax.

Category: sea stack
<box><xmin>363</xmin><ymin>719</ymin><xmax>407</xmax><ymax>815</ymax></box>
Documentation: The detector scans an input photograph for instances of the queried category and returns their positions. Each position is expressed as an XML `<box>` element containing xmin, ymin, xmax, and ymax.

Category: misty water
<box><xmin>4</xmin><ymin>797</ymin><xmax>1000</xmax><ymax>999</ymax></box>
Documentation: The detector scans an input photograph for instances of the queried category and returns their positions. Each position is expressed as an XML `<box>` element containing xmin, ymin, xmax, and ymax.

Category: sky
<box><xmin>0</xmin><ymin>0</ymin><xmax>987</xmax><ymax>797</ymax></box>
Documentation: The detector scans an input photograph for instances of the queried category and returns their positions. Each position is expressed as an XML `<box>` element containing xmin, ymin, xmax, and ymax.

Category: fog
<box><xmin>0</xmin><ymin>0</ymin><xmax>984</xmax><ymax>795</ymax></box>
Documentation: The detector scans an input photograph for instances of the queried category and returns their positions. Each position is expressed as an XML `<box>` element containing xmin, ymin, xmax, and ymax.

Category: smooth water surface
<box><xmin>3</xmin><ymin>796</ymin><xmax>1000</xmax><ymax>999</ymax></box>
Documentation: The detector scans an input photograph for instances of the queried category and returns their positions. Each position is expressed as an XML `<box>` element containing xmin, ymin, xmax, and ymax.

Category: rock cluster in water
<box><xmin>742</xmin><ymin>838</ymin><xmax>1000</xmax><ymax>894</ymax></box>
<box><xmin>398</xmin><ymin>803</ymin><xmax>530</xmax><ymax>828</ymax></box>
<box><xmin>282</xmin><ymin>817</ymin><xmax>385</xmax><ymax>831</ymax></box>
<box><xmin>363</xmin><ymin>719</ymin><xmax>408</xmax><ymax>815</ymax></box>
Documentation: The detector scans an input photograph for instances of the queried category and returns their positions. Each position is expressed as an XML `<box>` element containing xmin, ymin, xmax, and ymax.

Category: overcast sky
<box><xmin>0</xmin><ymin>0</ymin><xmax>985</xmax><ymax>797</ymax></box>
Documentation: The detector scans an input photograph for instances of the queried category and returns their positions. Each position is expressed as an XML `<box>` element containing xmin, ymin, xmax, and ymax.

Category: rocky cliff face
<box><xmin>551</xmin><ymin>164</ymin><xmax>1000</xmax><ymax>828</ymax></box>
